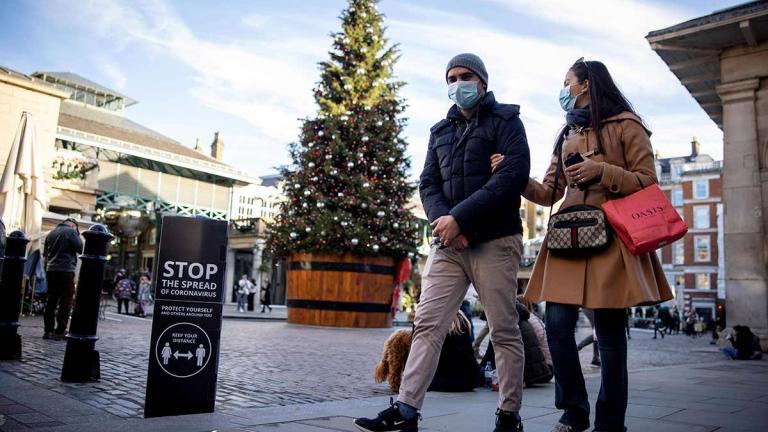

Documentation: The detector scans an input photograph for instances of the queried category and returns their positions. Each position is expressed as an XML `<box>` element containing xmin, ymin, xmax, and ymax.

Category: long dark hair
<box><xmin>554</xmin><ymin>59</ymin><xmax>645</xmax><ymax>155</ymax></box>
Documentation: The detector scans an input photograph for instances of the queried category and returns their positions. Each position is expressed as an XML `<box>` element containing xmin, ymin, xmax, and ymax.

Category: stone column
<box><xmin>252</xmin><ymin>239</ymin><xmax>265</xmax><ymax>306</ymax></box>
<box><xmin>716</xmin><ymin>78</ymin><xmax>768</xmax><ymax>348</ymax></box>
<box><xmin>224</xmin><ymin>249</ymin><xmax>235</xmax><ymax>304</ymax></box>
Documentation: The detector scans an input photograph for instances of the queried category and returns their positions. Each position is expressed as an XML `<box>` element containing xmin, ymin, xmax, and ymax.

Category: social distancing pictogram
<box><xmin>154</xmin><ymin>322</ymin><xmax>211</xmax><ymax>378</ymax></box>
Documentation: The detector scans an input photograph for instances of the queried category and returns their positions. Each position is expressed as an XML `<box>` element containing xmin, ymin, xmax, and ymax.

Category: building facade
<box><xmin>656</xmin><ymin>139</ymin><xmax>724</xmax><ymax>322</ymax></box>
<box><xmin>1</xmin><ymin>67</ymin><xmax>263</xmax><ymax>304</ymax></box>
<box><xmin>648</xmin><ymin>1</ymin><xmax>768</xmax><ymax>344</ymax></box>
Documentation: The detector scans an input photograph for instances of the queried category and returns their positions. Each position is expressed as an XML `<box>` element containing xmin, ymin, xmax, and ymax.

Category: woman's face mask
<box><xmin>448</xmin><ymin>80</ymin><xmax>482</xmax><ymax>109</ymax></box>
<box><xmin>560</xmin><ymin>69</ymin><xmax>588</xmax><ymax>111</ymax></box>
<box><xmin>559</xmin><ymin>84</ymin><xmax>578</xmax><ymax>111</ymax></box>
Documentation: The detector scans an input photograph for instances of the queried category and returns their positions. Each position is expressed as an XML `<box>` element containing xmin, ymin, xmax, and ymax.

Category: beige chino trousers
<box><xmin>398</xmin><ymin>234</ymin><xmax>525</xmax><ymax>412</ymax></box>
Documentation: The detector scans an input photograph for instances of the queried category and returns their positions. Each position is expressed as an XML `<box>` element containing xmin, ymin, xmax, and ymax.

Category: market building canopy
<box><xmin>647</xmin><ymin>1</ymin><xmax>768</xmax><ymax>129</ymax></box>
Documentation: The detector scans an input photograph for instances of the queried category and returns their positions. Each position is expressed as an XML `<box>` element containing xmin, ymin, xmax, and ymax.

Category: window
<box><xmin>673</xmin><ymin>241</ymin><xmax>684</xmax><ymax>265</ymax></box>
<box><xmin>675</xmin><ymin>275</ymin><xmax>686</xmax><ymax>289</ymax></box>
<box><xmin>696</xmin><ymin>273</ymin><xmax>710</xmax><ymax>290</ymax></box>
<box><xmin>694</xmin><ymin>180</ymin><xmax>709</xmax><ymax>199</ymax></box>
<box><xmin>694</xmin><ymin>206</ymin><xmax>710</xmax><ymax>229</ymax></box>
<box><xmin>672</xmin><ymin>188</ymin><xmax>683</xmax><ymax>207</ymax></box>
<box><xmin>672</xmin><ymin>164</ymin><xmax>684</xmax><ymax>180</ymax></box>
<box><xmin>694</xmin><ymin>236</ymin><xmax>710</xmax><ymax>262</ymax></box>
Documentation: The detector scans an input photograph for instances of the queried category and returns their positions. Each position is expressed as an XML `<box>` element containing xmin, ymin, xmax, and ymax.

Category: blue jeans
<box><xmin>722</xmin><ymin>347</ymin><xmax>738</xmax><ymax>359</ymax></box>
<box><xmin>546</xmin><ymin>303</ymin><xmax>628</xmax><ymax>432</ymax></box>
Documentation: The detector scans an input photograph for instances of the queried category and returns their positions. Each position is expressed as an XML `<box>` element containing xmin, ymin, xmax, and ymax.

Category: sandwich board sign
<box><xmin>144</xmin><ymin>216</ymin><xmax>228</xmax><ymax>418</ymax></box>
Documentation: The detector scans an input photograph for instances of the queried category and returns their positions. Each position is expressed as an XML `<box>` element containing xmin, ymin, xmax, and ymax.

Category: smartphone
<box><xmin>563</xmin><ymin>152</ymin><xmax>599</xmax><ymax>190</ymax></box>
<box><xmin>564</xmin><ymin>152</ymin><xmax>584</xmax><ymax>167</ymax></box>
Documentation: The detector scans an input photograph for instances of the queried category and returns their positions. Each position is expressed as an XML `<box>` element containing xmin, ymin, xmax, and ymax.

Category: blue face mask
<box><xmin>559</xmin><ymin>85</ymin><xmax>578</xmax><ymax>111</ymax></box>
<box><xmin>448</xmin><ymin>81</ymin><xmax>482</xmax><ymax>109</ymax></box>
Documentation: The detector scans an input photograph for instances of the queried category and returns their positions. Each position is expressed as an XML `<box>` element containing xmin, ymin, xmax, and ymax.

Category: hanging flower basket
<box><xmin>52</xmin><ymin>155</ymin><xmax>98</xmax><ymax>181</ymax></box>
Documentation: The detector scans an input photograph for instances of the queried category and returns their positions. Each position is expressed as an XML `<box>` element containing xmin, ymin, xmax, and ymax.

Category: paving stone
<box><xmin>0</xmin><ymin>406</ymin><xmax>32</xmax><ymax>416</ymax></box>
<box><xmin>297</xmin><ymin>416</ymin><xmax>358</xmax><ymax>431</ymax></box>
<box><xmin>7</xmin><ymin>413</ymin><xmax>55</xmax><ymax>425</ymax></box>
<box><xmin>660</xmin><ymin>407</ymin><xmax>768</xmax><ymax>431</ymax></box>
<box><xmin>0</xmin><ymin>417</ymin><xmax>30</xmax><ymax>432</ymax></box>
<box><xmin>625</xmin><ymin>403</ymin><xmax>683</xmax><ymax>419</ymax></box>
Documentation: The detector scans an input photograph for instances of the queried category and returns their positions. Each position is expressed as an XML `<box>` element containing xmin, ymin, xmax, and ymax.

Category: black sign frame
<box><xmin>144</xmin><ymin>216</ymin><xmax>228</xmax><ymax>418</ymax></box>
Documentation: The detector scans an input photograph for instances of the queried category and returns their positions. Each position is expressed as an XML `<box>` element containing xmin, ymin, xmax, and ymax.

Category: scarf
<box><xmin>565</xmin><ymin>108</ymin><xmax>591</xmax><ymax>128</ymax></box>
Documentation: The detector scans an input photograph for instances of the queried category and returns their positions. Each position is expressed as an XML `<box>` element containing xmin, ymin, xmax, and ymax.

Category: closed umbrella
<box><xmin>0</xmin><ymin>111</ymin><xmax>47</xmax><ymax>243</ymax></box>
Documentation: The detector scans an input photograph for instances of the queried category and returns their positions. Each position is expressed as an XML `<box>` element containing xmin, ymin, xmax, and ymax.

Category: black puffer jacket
<box><xmin>516</xmin><ymin>303</ymin><xmax>553</xmax><ymax>386</ymax></box>
<box><xmin>44</xmin><ymin>223</ymin><xmax>83</xmax><ymax>273</ymax></box>
<box><xmin>419</xmin><ymin>92</ymin><xmax>530</xmax><ymax>244</ymax></box>
<box><xmin>481</xmin><ymin>303</ymin><xmax>552</xmax><ymax>386</ymax></box>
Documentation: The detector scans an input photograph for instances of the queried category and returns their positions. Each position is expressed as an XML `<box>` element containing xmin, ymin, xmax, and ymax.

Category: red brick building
<box><xmin>656</xmin><ymin>138</ymin><xmax>724</xmax><ymax>323</ymax></box>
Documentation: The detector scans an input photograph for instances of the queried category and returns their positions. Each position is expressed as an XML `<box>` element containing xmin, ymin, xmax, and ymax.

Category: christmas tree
<box><xmin>268</xmin><ymin>0</ymin><xmax>419</xmax><ymax>259</ymax></box>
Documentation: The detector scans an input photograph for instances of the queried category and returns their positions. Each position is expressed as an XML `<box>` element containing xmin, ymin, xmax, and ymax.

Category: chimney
<box><xmin>211</xmin><ymin>131</ymin><xmax>224</xmax><ymax>161</ymax></box>
<box><xmin>691</xmin><ymin>136</ymin><xmax>700</xmax><ymax>157</ymax></box>
<box><xmin>194</xmin><ymin>138</ymin><xmax>204</xmax><ymax>153</ymax></box>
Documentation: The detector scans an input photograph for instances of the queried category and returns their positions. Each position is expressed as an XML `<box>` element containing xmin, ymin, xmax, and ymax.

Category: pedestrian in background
<box><xmin>113</xmin><ymin>271</ymin><xmax>135</xmax><ymax>315</ymax></box>
<box><xmin>260</xmin><ymin>280</ymin><xmax>273</xmax><ymax>313</ymax></box>
<box><xmin>723</xmin><ymin>325</ymin><xmax>763</xmax><ymax>360</ymax></box>
<box><xmin>510</xmin><ymin>58</ymin><xmax>673</xmax><ymax>432</ymax></box>
<box><xmin>624</xmin><ymin>308</ymin><xmax>632</xmax><ymax>339</ymax></box>
<box><xmin>685</xmin><ymin>310</ymin><xmax>699</xmax><ymax>337</ymax></box>
<box><xmin>43</xmin><ymin>218</ymin><xmax>83</xmax><ymax>340</ymax></box>
<box><xmin>576</xmin><ymin>309</ymin><xmax>601</xmax><ymax>367</ymax></box>
<box><xmin>653</xmin><ymin>306</ymin><xmax>665</xmax><ymax>339</ymax></box>
<box><xmin>237</xmin><ymin>274</ymin><xmax>251</xmax><ymax>313</ymax></box>
<box><xmin>671</xmin><ymin>307</ymin><xmax>681</xmax><ymax>335</ymax></box>
<box><xmin>135</xmin><ymin>274</ymin><xmax>153</xmax><ymax>317</ymax></box>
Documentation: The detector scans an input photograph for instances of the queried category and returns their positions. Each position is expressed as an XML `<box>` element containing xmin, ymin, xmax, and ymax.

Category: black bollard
<box><xmin>61</xmin><ymin>224</ymin><xmax>113</xmax><ymax>382</ymax></box>
<box><xmin>0</xmin><ymin>230</ymin><xmax>29</xmax><ymax>360</ymax></box>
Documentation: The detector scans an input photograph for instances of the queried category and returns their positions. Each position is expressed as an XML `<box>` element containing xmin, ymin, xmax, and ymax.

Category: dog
<box><xmin>374</xmin><ymin>329</ymin><xmax>412</xmax><ymax>392</ymax></box>
<box><xmin>374</xmin><ymin>312</ymin><xmax>470</xmax><ymax>392</ymax></box>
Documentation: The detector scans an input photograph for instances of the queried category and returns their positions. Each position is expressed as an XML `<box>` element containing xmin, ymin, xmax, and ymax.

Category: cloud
<box><xmin>51</xmin><ymin>0</ymin><xmax>331</xmax><ymax>169</ymax></box>
<box><xmin>98</xmin><ymin>58</ymin><xmax>128</xmax><ymax>90</ymax></box>
<box><xmin>39</xmin><ymin>0</ymin><xmax>723</xmax><ymax>179</ymax></box>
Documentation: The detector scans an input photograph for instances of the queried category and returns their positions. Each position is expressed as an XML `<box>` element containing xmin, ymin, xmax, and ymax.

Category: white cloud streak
<box><xmin>44</xmin><ymin>0</ymin><xmax>723</xmax><ymax>178</ymax></box>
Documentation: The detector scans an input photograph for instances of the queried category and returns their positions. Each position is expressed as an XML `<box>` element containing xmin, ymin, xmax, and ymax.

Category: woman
<box><xmin>493</xmin><ymin>59</ymin><xmax>672</xmax><ymax>432</ymax></box>
<box><xmin>135</xmin><ymin>275</ymin><xmax>152</xmax><ymax>318</ymax></box>
<box><xmin>113</xmin><ymin>270</ymin><xmax>135</xmax><ymax>315</ymax></box>
<box><xmin>428</xmin><ymin>311</ymin><xmax>482</xmax><ymax>392</ymax></box>
<box><xmin>517</xmin><ymin>296</ymin><xmax>553</xmax><ymax>379</ymax></box>
<box><xmin>260</xmin><ymin>280</ymin><xmax>273</xmax><ymax>313</ymax></box>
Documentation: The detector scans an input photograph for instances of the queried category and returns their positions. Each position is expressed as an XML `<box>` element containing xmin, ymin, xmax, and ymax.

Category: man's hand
<box><xmin>449</xmin><ymin>234</ymin><xmax>469</xmax><ymax>251</ymax></box>
<box><xmin>431</xmin><ymin>215</ymin><xmax>460</xmax><ymax>246</ymax></box>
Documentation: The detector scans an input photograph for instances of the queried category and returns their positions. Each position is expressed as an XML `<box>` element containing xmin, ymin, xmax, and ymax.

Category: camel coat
<box><xmin>523</xmin><ymin>112</ymin><xmax>673</xmax><ymax>309</ymax></box>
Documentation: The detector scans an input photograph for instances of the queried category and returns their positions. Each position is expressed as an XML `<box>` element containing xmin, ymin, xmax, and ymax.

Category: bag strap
<box><xmin>549</xmin><ymin>129</ymin><xmax>568</xmax><ymax>219</ymax></box>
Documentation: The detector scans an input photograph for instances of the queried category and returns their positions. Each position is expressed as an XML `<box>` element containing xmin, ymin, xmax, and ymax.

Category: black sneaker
<box><xmin>494</xmin><ymin>409</ymin><xmax>523</xmax><ymax>432</ymax></box>
<box><xmin>353</xmin><ymin>398</ymin><xmax>418</xmax><ymax>432</ymax></box>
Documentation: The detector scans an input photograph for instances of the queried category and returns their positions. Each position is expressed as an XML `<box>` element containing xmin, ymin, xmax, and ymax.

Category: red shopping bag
<box><xmin>601</xmin><ymin>184</ymin><xmax>688</xmax><ymax>255</ymax></box>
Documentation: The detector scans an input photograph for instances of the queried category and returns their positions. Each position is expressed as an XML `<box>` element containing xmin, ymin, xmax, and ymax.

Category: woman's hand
<box><xmin>490</xmin><ymin>153</ymin><xmax>504</xmax><ymax>173</ymax></box>
<box><xmin>564</xmin><ymin>158</ymin><xmax>603</xmax><ymax>186</ymax></box>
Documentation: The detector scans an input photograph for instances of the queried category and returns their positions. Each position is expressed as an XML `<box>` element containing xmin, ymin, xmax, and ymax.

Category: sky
<box><xmin>0</xmin><ymin>0</ymin><xmax>742</xmax><ymax>181</ymax></box>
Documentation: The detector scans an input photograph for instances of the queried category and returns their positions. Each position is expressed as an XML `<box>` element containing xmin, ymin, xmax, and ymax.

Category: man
<box><xmin>43</xmin><ymin>218</ymin><xmax>83</xmax><ymax>340</ymax></box>
<box><xmin>354</xmin><ymin>53</ymin><xmax>530</xmax><ymax>432</ymax></box>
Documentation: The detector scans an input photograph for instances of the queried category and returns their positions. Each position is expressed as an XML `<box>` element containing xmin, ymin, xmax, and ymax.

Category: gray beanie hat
<box><xmin>446</xmin><ymin>53</ymin><xmax>488</xmax><ymax>86</ymax></box>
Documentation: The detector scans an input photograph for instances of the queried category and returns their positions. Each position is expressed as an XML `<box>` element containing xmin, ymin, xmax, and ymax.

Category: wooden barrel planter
<box><xmin>286</xmin><ymin>253</ymin><xmax>395</xmax><ymax>328</ymax></box>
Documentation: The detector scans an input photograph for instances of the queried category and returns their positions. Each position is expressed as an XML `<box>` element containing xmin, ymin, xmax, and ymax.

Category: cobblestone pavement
<box><xmin>0</xmin><ymin>309</ymin><xmax>723</xmax><ymax>428</ymax></box>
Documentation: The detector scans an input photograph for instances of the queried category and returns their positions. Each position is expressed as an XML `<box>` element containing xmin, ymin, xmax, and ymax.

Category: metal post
<box><xmin>0</xmin><ymin>230</ymin><xmax>29</xmax><ymax>360</ymax></box>
<box><xmin>61</xmin><ymin>224</ymin><xmax>113</xmax><ymax>382</ymax></box>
